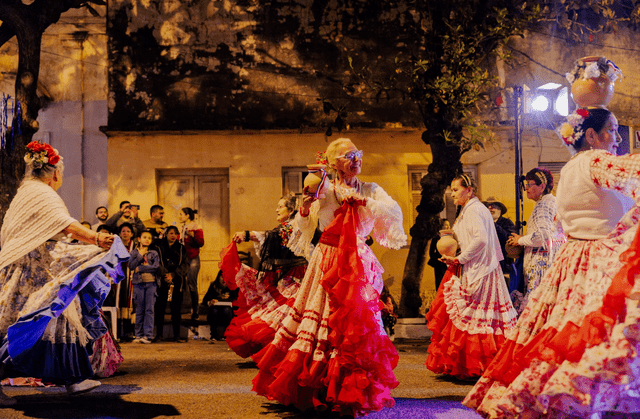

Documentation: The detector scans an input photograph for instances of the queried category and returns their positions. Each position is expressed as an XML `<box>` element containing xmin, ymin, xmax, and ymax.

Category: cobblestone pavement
<box><xmin>1</xmin><ymin>339</ymin><xmax>477</xmax><ymax>419</ymax></box>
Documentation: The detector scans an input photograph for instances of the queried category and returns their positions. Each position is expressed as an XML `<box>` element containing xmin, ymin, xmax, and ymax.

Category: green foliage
<box><xmin>346</xmin><ymin>0</ymin><xmax>635</xmax><ymax>151</ymax></box>
<box><xmin>347</xmin><ymin>1</ymin><xmax>538</xmax><ymax>150</ymax></box>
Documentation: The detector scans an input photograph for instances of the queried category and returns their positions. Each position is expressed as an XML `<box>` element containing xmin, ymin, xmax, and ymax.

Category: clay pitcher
<box><xmin>571</xmin><ymin>56</ymin><xmax>614</xmax><ymax>108</ymax></box>
<box><xmin>303</xmin><ymin>164</ymin><xmax>328</xmax><ymax>198</ymax></box>
<box><xmin>436</xmin><ymin>229</ymin><xmax>458</xmax><ymax>257</ymax></box>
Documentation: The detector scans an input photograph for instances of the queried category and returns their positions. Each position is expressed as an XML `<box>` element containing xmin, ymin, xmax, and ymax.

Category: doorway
<box><xmin>157</xmin><ymin>168</ymin><xmax>230</xmax><ymax>303</ymax></box>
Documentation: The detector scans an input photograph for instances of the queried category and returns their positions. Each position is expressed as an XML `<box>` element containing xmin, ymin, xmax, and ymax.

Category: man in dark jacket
<box><xmin>154</xmin><ymin>225</ymin><xmax>190</xmax><ymax>342</ymax></box>
<box><xmin>484</xmin><ymin>198</ymin><xmax>516</xmax><ymax>280</ymax></box>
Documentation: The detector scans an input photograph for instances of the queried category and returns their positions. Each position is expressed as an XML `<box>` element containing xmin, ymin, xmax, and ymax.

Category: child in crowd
<box><xmin>128</xmin><ymin>230</ymin><xmax>160</xmax><ymax>344</ymax></box>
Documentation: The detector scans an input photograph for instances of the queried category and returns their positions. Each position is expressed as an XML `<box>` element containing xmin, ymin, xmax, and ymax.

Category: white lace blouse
<box><xmin>557</xmin><ymin>150</ymin><xmax>639</xmax><ymax>240</ymax></box>
<box><xmin>288</xmin><ymin>180</ymin><xmax>407</xmax><ymax>259</ymax></box>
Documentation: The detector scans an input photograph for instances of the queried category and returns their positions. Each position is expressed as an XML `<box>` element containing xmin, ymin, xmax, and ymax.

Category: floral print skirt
<box><xmin>0</xmin><ymin>238</ymin><xmax>128</xmax><ymax>384</ymax></box>
<box><xmin>463</xmin><ymin>208</ymin><xmax>640</xmax><ymax>418</ymax></box>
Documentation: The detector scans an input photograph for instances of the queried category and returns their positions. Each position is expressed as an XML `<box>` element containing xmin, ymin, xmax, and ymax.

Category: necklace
<box><xmin>332</xmin><ymin>178</ymin><xmax>361</xmax><ymax>204</ymax></box>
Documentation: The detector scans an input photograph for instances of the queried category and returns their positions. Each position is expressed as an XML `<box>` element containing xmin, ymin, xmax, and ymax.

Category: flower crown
<box><xmin>24</xmin><ymin>141</ymin><xmax>61</xmax><ymax>169</ymax></box>
<box><xmin>558</xmin><ymin>108</ymin><xmax>589</xmax><ymax>147</ymax></box>
<box><xmin>565</xmin><ymin>57</ymin><xmax>622</xmax><ymax>85</ymax></box>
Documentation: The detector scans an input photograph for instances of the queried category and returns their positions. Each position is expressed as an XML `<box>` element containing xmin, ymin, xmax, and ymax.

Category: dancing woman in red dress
<box><xmin>251</xmin><ymin>138</ymin><xmax>407</xmax><ymax>417</ymax></box>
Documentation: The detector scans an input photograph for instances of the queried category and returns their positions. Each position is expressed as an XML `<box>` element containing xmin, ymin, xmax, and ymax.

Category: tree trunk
<box><xmin>0</xmin><ymin>19</ymin><xmax>43</xmax><ymax>225</ymax></box>
<box><xmin>398</xmin><ymin>129</ymin><xmax>462</xmax><ymax>318</ymax></box>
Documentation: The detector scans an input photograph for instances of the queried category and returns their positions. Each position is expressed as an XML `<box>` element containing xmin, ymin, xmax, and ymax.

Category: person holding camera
<box><xmin>105</xmin><ymin>200</ymin><xmax>145</xmax><ymax>237</ymax></box>
<box><xmin>154</xmin><ymin>225</ymin><xmax>189</xmax><ymax>342</ymax></box>
<box><xmin>143</xmin><ymin>204</ymin><xmax>168</xmax><ymax>243</ymax></box>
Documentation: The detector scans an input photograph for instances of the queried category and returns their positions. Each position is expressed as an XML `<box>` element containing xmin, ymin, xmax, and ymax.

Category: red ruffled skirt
<box><xmin>252</xmin><ymin>201</ymin><xmax>398</xmax><ymax>417</ymax></box>
<box><xmin>219</xmin><ymin>242</ymin><xmax>306</xmax><ymax>358</ymax></box>
<box><xmin>426</xmin><ymin>263</ymin><xmax>517</xmax><ymax>379</ymax></box>
<box><xmin>463</xmin><ymin>208</ymin><xmax>640</xmax><ymax>418</ymax></box>
<box><xmin>225</xmin><ymin>267</ymin><xmax>305</xmax><ymax>358</ymax></box>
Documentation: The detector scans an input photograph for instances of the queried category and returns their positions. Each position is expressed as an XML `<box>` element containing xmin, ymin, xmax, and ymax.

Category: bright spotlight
<box><xmin>537</xmin><ymin>82</ymin><xmax>562</xmax><ymax>90</ymax></box>
<box><xmin>555</xmin><ymin>87</ymin><xmax>569</xmax><ymax>116</ymax></box>
<box><xmin>531</xmin><ymin>95</ymin><xmax>549</xmax><ymax>112</ymax></box>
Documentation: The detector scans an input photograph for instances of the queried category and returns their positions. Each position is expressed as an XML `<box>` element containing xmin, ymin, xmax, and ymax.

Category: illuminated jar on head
<box><xmin>567</xmin><ymin>56</ymin><xmax>622</xmax><ymax>109</ymax></box>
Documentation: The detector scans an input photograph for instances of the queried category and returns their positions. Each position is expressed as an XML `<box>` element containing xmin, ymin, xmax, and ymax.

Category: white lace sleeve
<box><xmin>362</xmin><ymin>183</ymin><xmax>408</xmax><ymax>249</ymax></box>
<box><xmin>286</xmin><ymin>201</ymin><xmax>320</xmax><ymax>259</ymax></box>
<box><xmin>590</xmin><ymin>150</ymin><xmax>640</xmax><ymax>202</ymax></box>
<box><xmin>518</xmin><ymin>196</ymin><xmax>557</xmax><ymax>250</ymax></box>
<box><xmin>252</xmin><ymin>231</ymin><xmax>266</xmax><ymax>254</ymax></box>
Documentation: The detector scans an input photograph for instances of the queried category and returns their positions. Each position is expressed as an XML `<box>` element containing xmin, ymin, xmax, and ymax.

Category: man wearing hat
<box><xmin>484</xmin><ymin>197</ymin><xmax>515</xmax><ymax>280</ymax></box>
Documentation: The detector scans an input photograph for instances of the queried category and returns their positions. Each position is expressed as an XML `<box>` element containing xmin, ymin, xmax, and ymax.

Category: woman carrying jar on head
<box><xmin>178</xmin><ymin>207</ymin><xmax>204</xmax><ymax>321</ymax></box>
<box><xmin>425</xmin><ymin>174</ymin><xmax>518</xmax><ymax>379</ymax></box>
<box><xmin>0</xmin><ymin>142</ymin><xmax>128</xmax><ymax>403</ymax></box>
<box><xmin>252</xmin><ymin>138</ymin><xmax>407</xmax><ymax>417</ymax></box>
<box><xmin>507</xmin><ymin>168</ymin><xmax>566</xmax><ymax>315</ymax></box>
<box><xmin>463</xmin><ymin>107</ymin><xmax>640</xmax><ymax>418</ymax></box>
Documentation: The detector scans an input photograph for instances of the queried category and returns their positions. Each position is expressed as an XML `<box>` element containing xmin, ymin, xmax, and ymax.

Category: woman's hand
<box><xmin>439</xmin><ymin>255</ymin><xmax>459</xmax><ymax>266</ymax></box>
<box><xmin>164</xmin><ymin>272</ymin><xmax>174</xmax><ymax>284</ymax></box>
<box><xmin>507</xmin><ymin>233</ymin><xmax>522</xmax><ymax>247</ymax></box>
<box><xmin>96</xmin><ymin>233</ymin><xmax>114</xmax><ymax>249</ymax></box>
<box><xmin>232</xmin><ymin>231</ymin><xmax>245</xmax><ymax>243</ymax></box>
<box><xmin>300</xmin><ymin>186</ymin><xmax>318</xmax><ymax>217</ymax></box>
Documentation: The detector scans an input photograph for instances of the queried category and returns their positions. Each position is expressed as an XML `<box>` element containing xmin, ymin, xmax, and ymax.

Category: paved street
<box><xmin>1</xmin><ymin>339</ymin><xmax>477</xmax><ymax>419</ymax></box>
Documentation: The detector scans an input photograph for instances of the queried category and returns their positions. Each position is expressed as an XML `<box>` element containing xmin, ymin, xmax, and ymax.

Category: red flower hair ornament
<box><xmin>558</xmin><ymin>108</ymin><xmax>589</xmax><ymax>147</ymax></box>
<box><xmin>24</xmin><ymin>141</ymin><xmax>61</xmax><ymax>169</ymax></box>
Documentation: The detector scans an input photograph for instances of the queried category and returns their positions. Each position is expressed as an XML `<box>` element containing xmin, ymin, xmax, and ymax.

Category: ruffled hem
<box><xmin>426</xmin><ymin>269</ymin><xmax>507</xmax><ymax>379</ymax></box>
<box><xmin>225</xmin><ymin>267</ymin><xmax>305</xmax><ymax>358</ymax></box>
<box><xmin>226</xmin><ymin>315</ymin><xmax>276</xmax><ymax>359</ymax></box>
<box><xmin>1</xmin><ymin>237</ymin><xmax>129</xmax><ymax>382</ymax></box>
<box><xmin>253</xmin><ymin>344</ymin><xmax>331</xmax><ymax>411</ymax></box>
<box><xmin>252</xmin><ymin>199</ymin><xmax>398</xmax><ymax>417</ymax></box>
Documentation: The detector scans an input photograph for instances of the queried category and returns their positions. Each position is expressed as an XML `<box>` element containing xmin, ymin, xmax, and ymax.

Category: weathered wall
<box><xmin>0</xmin><ymin>6</ymin><xmax>109</xmax><ymax>222</ymax></box>
<box><xmin>107</xmin><ymin>124</ymin><xmax>571</xmax><ymax>311</ymax></box>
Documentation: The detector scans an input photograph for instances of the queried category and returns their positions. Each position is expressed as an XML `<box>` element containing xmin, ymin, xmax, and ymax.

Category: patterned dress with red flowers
<box><xmin>463</xmin><ymin>149</ymin><xmax>640</xmax><ymax>418</ymax></box>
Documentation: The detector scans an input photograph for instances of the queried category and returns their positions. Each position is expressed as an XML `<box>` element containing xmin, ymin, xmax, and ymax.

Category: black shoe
<box><xmin>153</xmin><ymin>337</ymin><xmax>164</xmax><ymax>343</ymax></box>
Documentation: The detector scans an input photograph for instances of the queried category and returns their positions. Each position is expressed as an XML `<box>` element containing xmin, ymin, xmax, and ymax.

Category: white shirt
<box><xmin>557</xmin><ymin>150</ymin><xmax>636</xmax><ymax>240</ymax></box>
<box><xmin>453</xmin><ymin>197</ymin><xmax>503</xmax><ymax>285</ymax></box>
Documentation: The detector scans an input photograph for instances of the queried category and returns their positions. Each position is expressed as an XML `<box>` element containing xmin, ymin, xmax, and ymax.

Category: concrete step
<box><xmin>394</xmin><ymin>317</ymin><xmax>431</xmax><ymax>340</ymax></box>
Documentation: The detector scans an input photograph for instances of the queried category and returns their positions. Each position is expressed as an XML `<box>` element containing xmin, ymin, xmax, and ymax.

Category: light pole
<box><xmin>513</xmin><ymin>85</ymin><xmax>524</xmax><ymax>234</ymax></box>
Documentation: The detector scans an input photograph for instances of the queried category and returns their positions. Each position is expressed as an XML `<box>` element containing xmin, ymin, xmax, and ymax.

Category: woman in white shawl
<box><xmin>0</xmin><ymin>142</ymin><xmax>128</xmax><ymax>405</ymax></box>
<box><xmin>508</xmin><ymin>168</ymin><xmax>566</xmax><ymax>314</ymax></box>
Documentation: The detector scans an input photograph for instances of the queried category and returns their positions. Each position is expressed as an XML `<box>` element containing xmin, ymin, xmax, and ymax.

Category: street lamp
<box><xmin>523</xmin><ymin>83</ymin><xmax>571</xmax><ymax>128</ymax></box>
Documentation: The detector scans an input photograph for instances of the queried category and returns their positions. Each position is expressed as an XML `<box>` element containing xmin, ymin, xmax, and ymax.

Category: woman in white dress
<box><xmin>464</xmin><ymin>107</ymin><xmax>640</xmax><ymax>418</ymax></box>
<box><xmin>251</xmin><ymin>138</ymin><xmax>407</xmax><ymax>417</ymax></box>
<box><xmin>425</xmin><ymin>174</ymin><xmax>517</xmax><ymax>379</ymax></box>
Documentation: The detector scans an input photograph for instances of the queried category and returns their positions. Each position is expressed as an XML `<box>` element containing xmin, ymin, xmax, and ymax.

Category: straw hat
<box><xmin>483</xmin><ymin>197</ymin><xmax>507</xmax><ymax>216</ymax></box>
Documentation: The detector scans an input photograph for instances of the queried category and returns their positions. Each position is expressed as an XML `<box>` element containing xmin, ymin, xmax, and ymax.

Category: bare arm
<box><xmin>63</xmin><ymin>221</ymin><xmax>114</xmax><ymax>249</ymax></box>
